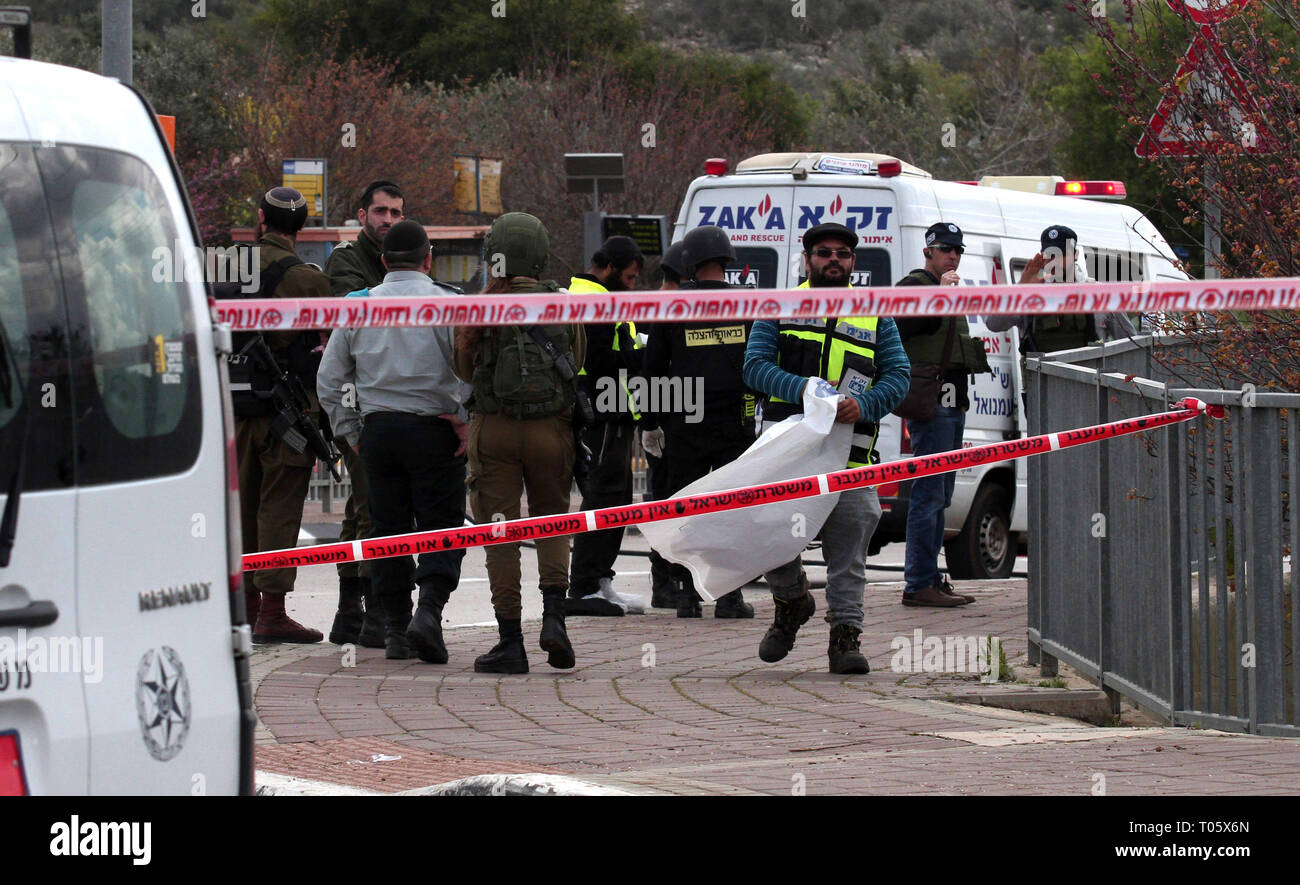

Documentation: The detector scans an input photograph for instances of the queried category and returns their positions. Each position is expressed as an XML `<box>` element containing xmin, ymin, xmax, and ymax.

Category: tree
<box><xmin>1072</xmin><ymin>0</ymin><xmax>1300</xmax><ymax>389</ymax></box>
<box><xmin>452</xmin><ymin>61</ymin><xmax>782</xmax><ymax>276</ymax></box>
<box><xmin>255</xmin><ymin>0</ymin><xmax>641</xmax><ymax>87</ymax></box>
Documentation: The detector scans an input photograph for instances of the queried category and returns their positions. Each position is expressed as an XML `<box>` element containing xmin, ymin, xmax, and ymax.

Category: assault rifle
<box><xmin>243</xmin><ymin>334</ymin><xmax>342</xmax><ymax>481</ymax></box>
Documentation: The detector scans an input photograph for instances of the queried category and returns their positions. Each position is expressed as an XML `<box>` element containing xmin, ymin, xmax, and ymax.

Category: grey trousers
<box><xmin>763</xmin><ymin>486</ymin><xmax>881</xmax><ymax>630</ymax></box>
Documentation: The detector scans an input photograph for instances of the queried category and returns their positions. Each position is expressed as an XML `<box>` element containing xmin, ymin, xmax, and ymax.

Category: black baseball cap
<box><xmin>1041</xmin><ymin>225</ymin><xmax>1078</xmax><ymax>252</ymax></box>
<box><xmin>924</xmin><ymin>222</ymin><xmax>964</xmax><ymax>250</ymax></box>
<box><xmin>803</xmin><ymin>222</ymin><xmax>858</xmax><ymax>253</ymax></box>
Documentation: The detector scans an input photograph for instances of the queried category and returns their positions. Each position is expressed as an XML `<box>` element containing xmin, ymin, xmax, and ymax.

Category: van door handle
<box><xmin>0</xmin><ymin>600</ymin><xmax>58</xmax><ymax>628</ymax></box>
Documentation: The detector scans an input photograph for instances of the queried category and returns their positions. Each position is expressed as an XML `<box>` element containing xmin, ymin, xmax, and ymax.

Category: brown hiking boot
<box><xmin>253</xmin><ymin>592</ymin><xmax>323</xmax><ymax>644</ymax></box>
<box><xmin>939</xmin><ymin>578</ymin><xmax>975</xmax><ymax>604</ymax></box>
<box><xmin>901</xmin><ymin>584</ymin><xmax>966</xmax><ymax>608</ymax></box>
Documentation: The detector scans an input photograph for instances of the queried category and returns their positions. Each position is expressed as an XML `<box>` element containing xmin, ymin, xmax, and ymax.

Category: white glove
<box><xmin>641</xmin><ymin>427</ymin><xmax>665</xmax><ymax>458</ymax></box>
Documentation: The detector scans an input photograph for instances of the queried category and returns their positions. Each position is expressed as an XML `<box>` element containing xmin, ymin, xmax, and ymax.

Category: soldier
<box><xmin>321</xmin><ymin>180</ymin><xmax>406</xmax><ymax>648</ymax></box>
<box><xmin>453</xmin><ymin>213</ymin><xmax>586</xmax><ymax>673</ymax></box>
<box><xmin>643</xmin><ymin>240</ymin><xmax>688</xmax><ymax>609</ymax></box>
<box><xmin>643</xmin><ymin>226</ymin><xmax>755</xmax><ymax>619</ymax></box>
<box><xmin>237</xmin><ymin>187</ymin><xmax>332</xmax><ymax>643</ymax></box>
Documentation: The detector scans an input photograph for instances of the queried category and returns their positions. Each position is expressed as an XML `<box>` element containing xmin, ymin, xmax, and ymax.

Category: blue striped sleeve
<box><xmin>743</xmin><ymin>320</ymin><xmax>806</xmax><ymax>404</ymax></box>
<box><xmin>854</xmin><ymin>317</ymin><xmax>911</xmax><ymax>423</ymax></box>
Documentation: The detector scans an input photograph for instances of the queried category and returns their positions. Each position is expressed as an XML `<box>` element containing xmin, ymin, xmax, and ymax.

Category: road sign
<box><xmin>565</xmin><ymin>153</ymin><xmax>624</xmax><ymax>196</ymax></box>
<box><xmin>1135</xmin><ymin>33</ymin><xmax>1273</xmax><ymax>157</ymax></box>
<box><xmin>282</xmin><ymin>158</ymin><xmax>327</xmax><ymax>226</ymax></box>
<box><xmin>1165</xmin><ymin>0</ymin><xmax>1248</xmax><ymax>25</ymax></box>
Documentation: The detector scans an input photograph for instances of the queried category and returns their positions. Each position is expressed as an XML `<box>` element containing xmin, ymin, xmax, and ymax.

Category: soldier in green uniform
<box><xmin>321</xmin><ymin>180</ymin><xmax>405</xmax><ymax>648</ymax></box>
<box><xmin>238</xmin><ymin>187</ymin><xmax>331</xmax><ymax>643</ymax></box>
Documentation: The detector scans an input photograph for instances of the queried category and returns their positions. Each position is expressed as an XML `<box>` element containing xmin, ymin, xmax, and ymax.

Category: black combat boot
<box><xmin>474</xmin><ymin>617</ymin><xmax>529</xmax><ymax>674</ymax></box>
<box><xmin>382</xmin><ymin>587</ymin><xmax>414</xmax><ymax>660</ymax></box>
<box><xmin>828</xmin><ymin>623</ymin><xmax>871</xmax><ymax>675</ymax></box>
<box><xmin>539</xmin><ymin>587</ymin><xmax>575</xmax><ymax>669</ymax></box>
<box><xmin>649</xmin><ymin>553</ymin><xmax>675</xmax><ymax>609</ymax></box>
<box><xmin>357</xmin><ymin>578</ymin><xmax>386</xmax><ymax>649</ymax></box>
<box><xmin>714</xmin><ymin>589</ymin><xmax>755</xmax><ymax>619</ymax></box>
<box><xmin>328</xmin><ymin>576</ymin><xmax>365</xmax><ymax>645</ymax></box>
<box><xmin>675</xmin><ymin>574</ymin><xmax>702</xmax><ymax>619</ymax></box>
<box><xmin>407</xmin><ymin>583</ymin><xmax>451</xmax><ymax>664</ymax></box>
<box><xmin>758</xmin><ymin>585</ymin><xmax>815</xmax><ymax>663</ymax></box>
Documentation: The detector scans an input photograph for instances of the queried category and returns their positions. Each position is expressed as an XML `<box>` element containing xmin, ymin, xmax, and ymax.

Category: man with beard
<box><xmin>743</xmin><ymin>223</ymin><xmax>910</xmax><ymax>673</ymax></box>
<box><xmin>321</xmin><ymin>180</ymin><xmax>407</xmax><ymax>649</ymax></box>
<box><xmin>895</xmin><ymin>222</ymin><xmax>990</xmax><ymax>608</ymax></box>
<box><xmin>566</xmin><ymin>236</ymin><xmax>646</xmax><ymax>615</ymax></box>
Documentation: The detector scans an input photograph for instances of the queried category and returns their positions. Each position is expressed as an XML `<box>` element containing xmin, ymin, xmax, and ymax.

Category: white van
<box><xmin>0</xmin><ymin>58</ymin><xmax>251</xmax><ymax>794</ymax></box>
<box><xmin>672</xmin><ymin>152</ymin><xmax>1187</xmax><ymax>578</ymax></box>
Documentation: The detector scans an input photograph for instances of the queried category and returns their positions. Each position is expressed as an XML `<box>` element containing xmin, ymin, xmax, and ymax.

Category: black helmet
<box><xmin>660</xmin><ymin>241</ymin><xmax>688</xmax><ymax>280</ymax></box>
<box><xmin>680</xmin><ymin>225</ymin><xmax>735</xmax><ymax>271</ymax></box>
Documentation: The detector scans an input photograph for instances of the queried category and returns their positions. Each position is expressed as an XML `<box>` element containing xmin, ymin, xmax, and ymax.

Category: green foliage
<box><xmin>256</xmin><ymin>0</ymin><xmax>640</xmax><ymax>87</ymax></box>
<box><xmin>613</xmin><ymin>45</ymin><xmax>810</xmax><ymax>151</ymax></box>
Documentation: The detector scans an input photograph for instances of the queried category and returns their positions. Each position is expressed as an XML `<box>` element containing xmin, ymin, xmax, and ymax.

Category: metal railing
<box><xmin>1026</xmin><ymin>336</ymin><xmax>1298</xmax><ymax>736</ymax></box>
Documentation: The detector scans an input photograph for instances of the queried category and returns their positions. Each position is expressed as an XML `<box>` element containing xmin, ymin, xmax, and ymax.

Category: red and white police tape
<box><xmin>242</xmin><ymin>397</ymin><xmax>1226</xmax><ymax>573</ymax></box>
<box><xmin>212</xmin><ymin>277</ymin><xmax>1300</xmax><ymax>331</ymax></box>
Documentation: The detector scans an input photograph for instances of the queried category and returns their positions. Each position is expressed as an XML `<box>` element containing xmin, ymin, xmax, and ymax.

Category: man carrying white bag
<box><xmin>643</xmin><ymin>223</ymin><xmax>910</xmax><ymax>673</ymax></box>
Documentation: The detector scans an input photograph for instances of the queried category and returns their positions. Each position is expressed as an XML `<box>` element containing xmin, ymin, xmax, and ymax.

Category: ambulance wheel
<box><xmin>945</xmin><ymin>483</ymin><xmax>1014</xmax><ymax>580</ymax></box>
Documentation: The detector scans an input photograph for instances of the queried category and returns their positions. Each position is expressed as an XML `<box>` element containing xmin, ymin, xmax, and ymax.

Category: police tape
<box><xmin>211</xmin><ymin>276</ymin><xmax>1300</xmax><ymax>331</ymax></box>
<box><xmin>241</xmin><ymin>397</ymin><xmax>1225</xmax><ymax>573</ymax></box>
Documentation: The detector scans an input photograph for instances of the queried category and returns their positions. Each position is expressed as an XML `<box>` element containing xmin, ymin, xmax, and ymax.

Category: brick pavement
<box><xmin>250</xmin><ymin>579</ymin><xmax>1300</xmax><ymax>795</ymax></box>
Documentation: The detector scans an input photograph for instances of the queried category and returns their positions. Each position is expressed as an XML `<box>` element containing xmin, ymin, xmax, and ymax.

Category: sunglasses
<box><xmin>812</xmin><ymin>247</ymin><xmax>854</xmax><ymax>260</ymax></box>
<box><xmin>933</xmin><ymin>244</ymin><xmax>964</xmax><ymax>255</ymax></box>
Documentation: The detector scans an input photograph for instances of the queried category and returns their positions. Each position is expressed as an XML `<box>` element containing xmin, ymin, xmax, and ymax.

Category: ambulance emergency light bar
<box><xmin>974</xmin><ymin>175</ymin><xmax>1127</xmax><ymax>200</ymax></box>
<box><xmin>707</xmin><ymin>155</ymin><xmax>905</xmax><ymax>178</ymax></box>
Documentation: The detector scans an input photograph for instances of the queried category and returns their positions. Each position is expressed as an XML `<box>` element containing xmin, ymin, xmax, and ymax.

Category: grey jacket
<box><xmin>317</xmin><ymin>270</ymin><xmax>471</xmax><ymax>446</ymax></box>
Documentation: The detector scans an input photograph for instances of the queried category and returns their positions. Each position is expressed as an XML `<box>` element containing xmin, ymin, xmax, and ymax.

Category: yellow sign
<box><xmin>282</xmin><ymin>158</ymin><xmax>326</xmax><ymax>224</ymax></box>
<box><xmin>685</xmin><ymin>326</ymin><xmax>747</xmax><ymax>346</ymax></box>
<box><xmin>453</xmin><ymin>155</ymin><xmax>503</xmax><ymax>216</ymax></box>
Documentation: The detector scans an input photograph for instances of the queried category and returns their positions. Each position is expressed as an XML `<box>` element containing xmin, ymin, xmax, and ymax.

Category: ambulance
<box><xmin>0</xmin><ymin>57</ymin><xmax>251</xmax><ymax>794</ymax></box>
<box><xmin>672</xmin><ymin>152</ymin><xmax>1187</xmax><ymax>578</ymax></box>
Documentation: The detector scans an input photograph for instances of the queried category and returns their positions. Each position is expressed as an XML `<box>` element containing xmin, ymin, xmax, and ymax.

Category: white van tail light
<box><xmin>0</xmin><ymin>732</ymin><xmax>28</xmax><ymax>795</ymax></box>
<box><xmin>1056</xmin><ymin>180</ymin><xmax>1126</xmax><ymax>199</ymax></box>
<box><xmin>705</xmin><ymin>158</ymin><xmax>729</xmax><ymax>176</ymax></box>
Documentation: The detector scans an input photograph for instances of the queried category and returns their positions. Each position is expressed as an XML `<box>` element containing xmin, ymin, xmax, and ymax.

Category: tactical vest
<box><xmin>212</xmin><ymin>246</ymin><xmax>317</xmax><ymax>419</ymax></box>
<box><xmin>1027</xmin><ymin>314</ymin><xmax>1095</xmax><ymax>353</ymax></box>
<box><xmin>472</xmin><ymin>324</ymin><xmax>577</xmax><ymax>420</ymax></box>
<box><xmin>568</xmin><ymin>275</ymin><xmax>641</xmax><ymax>421</ymax></box>
<box><xmin>904</xmin><ymin>315</ymin><xmax>991</xmax><ymax>374</ymax></box>
<box><xmin>763</xmin><ymin>284</ymin><xmax>881</xmax><ymax>467</ymax></box>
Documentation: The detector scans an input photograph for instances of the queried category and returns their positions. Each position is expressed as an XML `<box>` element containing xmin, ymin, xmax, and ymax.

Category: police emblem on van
<box><xmin>135</xmin><ymin>646</ymin><xmax>191</xmax><ymax>762</ymax></box>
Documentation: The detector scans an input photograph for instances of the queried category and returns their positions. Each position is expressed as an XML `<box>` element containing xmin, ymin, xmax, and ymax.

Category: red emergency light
<box><xmin>1056</xmin><ymin>180</ymin><xmax>1126</xmax><ymax>199</ymax></box>
<box><xmin>876</xmin><ymin>159</ymin><xmax>902</xmax><ymax>177</ymax></box>
<box><xmin>704</xmin><ymin>158</ymin><xmax>729</xmax><ymax>176</ymax></box>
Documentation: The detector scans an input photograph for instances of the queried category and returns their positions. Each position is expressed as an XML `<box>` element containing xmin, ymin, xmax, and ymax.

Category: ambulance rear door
<box><xmin>682</xmin><ymin>182</ymin><xmax>795</xmax><ymax>289</ymax></box>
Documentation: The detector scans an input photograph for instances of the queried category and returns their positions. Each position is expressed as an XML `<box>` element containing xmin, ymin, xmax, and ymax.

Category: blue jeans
<box><xmin>764</xmin><ymin>486</ymin><xmax>881</xmax><ymax>629</ymax></box>
<box><xmin>904</xmin><ymin>405</ymin><xmax>965</xmax><ymax>594</ymax></box>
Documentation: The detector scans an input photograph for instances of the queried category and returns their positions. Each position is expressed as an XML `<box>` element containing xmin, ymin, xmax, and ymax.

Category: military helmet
<box><xmin>660</xmin><ymin>241</ymin><xmax>688</xmax><ymax>279</ymax></box>
<box><xmin>484</xmin><ymin>212</ymin><xmax>550</xmax><ymax>277</ymax></box>
<box><xmin>680</xmin><ymin>225</ymin><xmax>735</xmax><ymax>270</ymax></box>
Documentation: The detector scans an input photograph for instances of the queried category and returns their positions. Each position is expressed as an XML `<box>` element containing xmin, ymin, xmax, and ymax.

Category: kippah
<box><xmin>264</xmin><ymin>187</ymin><xmax>306</xmax><ymax>210</ymax></box>
<box><xmin>383</xmin><ymin>219</ymin><xmax>429</xmax><ymax>254</ymax></box>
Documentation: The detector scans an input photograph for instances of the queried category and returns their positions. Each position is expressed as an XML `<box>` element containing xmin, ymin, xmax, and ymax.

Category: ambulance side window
<box><xmin>0</xmin><ymin>143</ymin><xmax>75</xmax><ymax>492</ymax></box>
<box><xmin>37</xmin><ymin>145</ymin><xmax>202</xmax><ymax>485</ymax></box>
<box><xmin>1008</xmin><ymin>259</ymin><xmax>1028</xmax><ymax>283</ymax></box>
